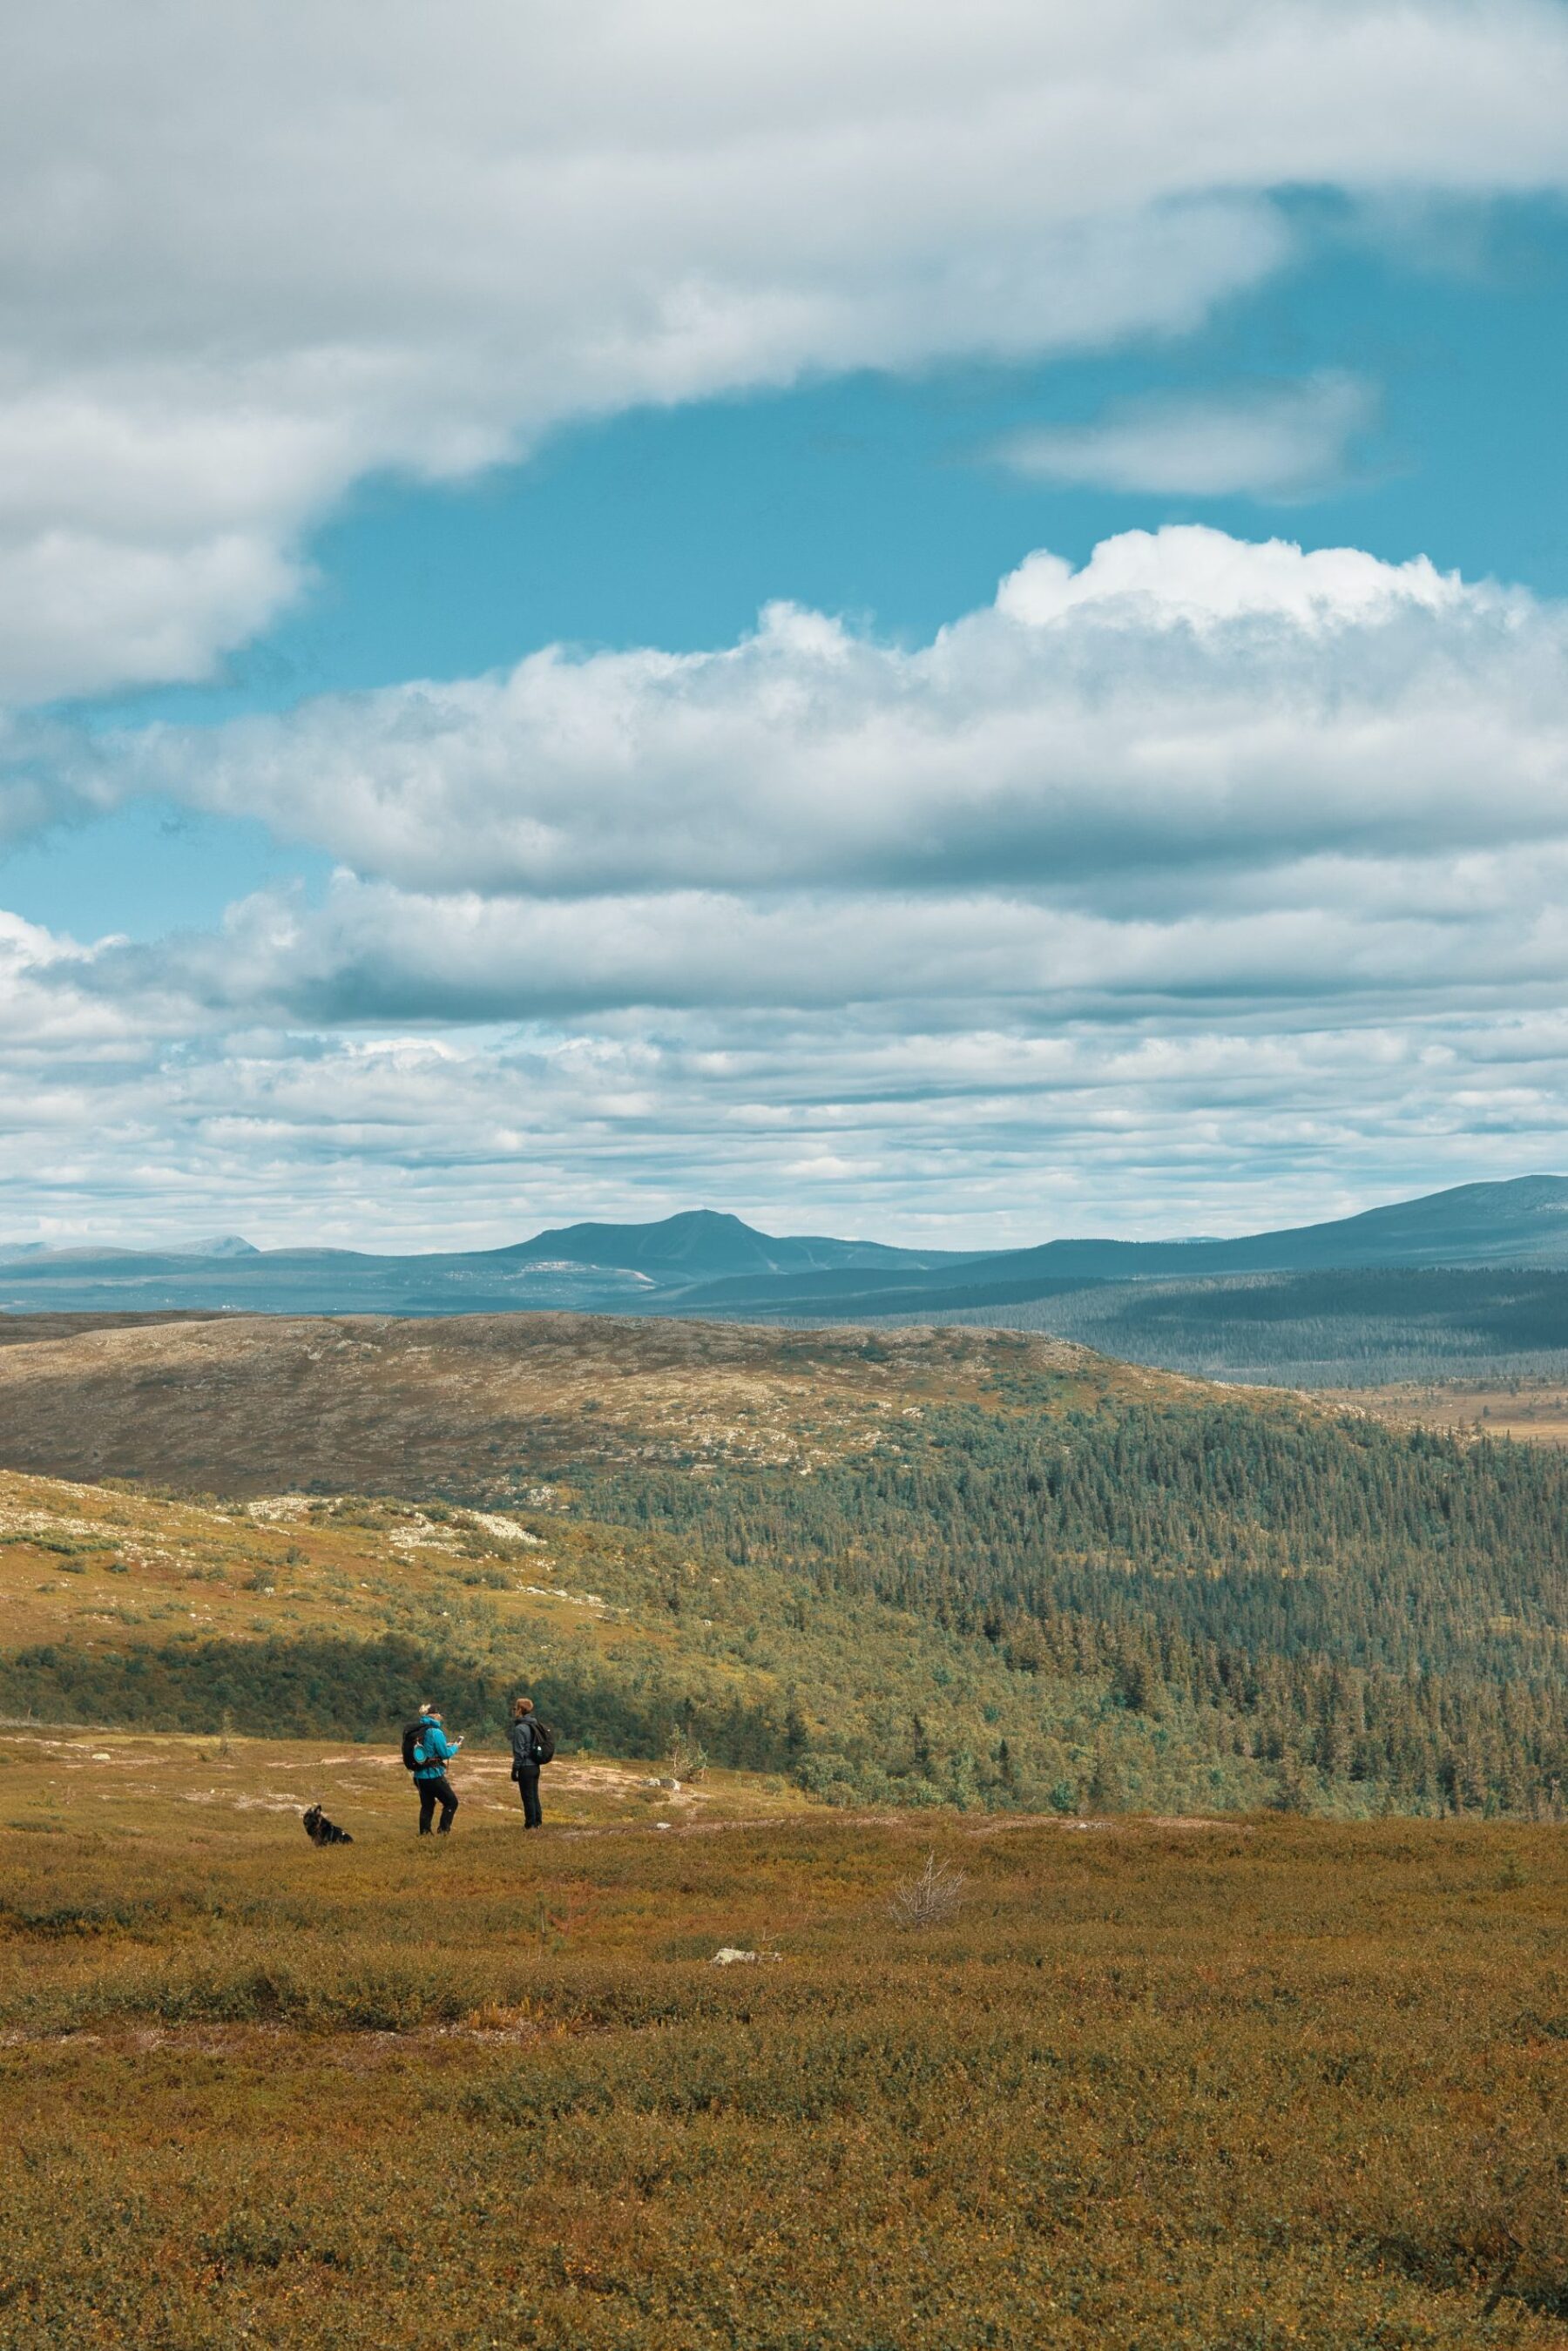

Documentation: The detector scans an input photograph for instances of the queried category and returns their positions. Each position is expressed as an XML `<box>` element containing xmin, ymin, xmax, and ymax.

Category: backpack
<box><xmin>533</xmin><ymin>1720</ymin><xmax>557</xmax><ymax>1766</ymax></box>
<box><xmin>401</xmin><ymin>1719</ymin><xmax>427</xmax><ymax>1773</ymax></box>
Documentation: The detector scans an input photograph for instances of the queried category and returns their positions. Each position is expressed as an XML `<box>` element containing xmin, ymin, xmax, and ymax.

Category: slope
<box><xmin>886</xmin><ymin>1265</ymin><xmax>1568</xmax><ymax>1388</ymax></box>
<box><xmin>2</xmin><ymin>1313</ymin><xmax>1567</xmax><ymax>1816</ymax></box>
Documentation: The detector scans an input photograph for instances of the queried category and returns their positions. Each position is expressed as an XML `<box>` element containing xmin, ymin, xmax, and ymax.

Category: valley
<box><xmin>1333</xmin><ymin>1375</ymin><xmax>1568</xmax><ymax>1447</ymax></box>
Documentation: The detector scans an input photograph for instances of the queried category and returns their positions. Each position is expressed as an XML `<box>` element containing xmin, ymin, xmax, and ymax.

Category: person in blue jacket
<box><xmin>412</xmin><ymin>1703</ymin><xmax>462</xmax><ymax>1835</ymax></box>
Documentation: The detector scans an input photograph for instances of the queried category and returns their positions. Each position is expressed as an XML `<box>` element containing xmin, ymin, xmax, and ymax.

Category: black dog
<box><xmin>302</xmin><ymin>1803</ymin><xmax>354</xmax><ymax>1846</ymax></box>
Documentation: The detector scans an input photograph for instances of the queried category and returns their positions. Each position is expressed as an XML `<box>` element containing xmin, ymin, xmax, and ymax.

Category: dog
<box><xmin>302</xmin><ymin>1803</ymin><xmax>354</xmax><ymax>1846</ymax></box>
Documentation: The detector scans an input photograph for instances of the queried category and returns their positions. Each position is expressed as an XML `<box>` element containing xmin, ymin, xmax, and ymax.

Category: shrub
<box><xmin>886</xmin><ymin>1852</ymin><xmax>967</xmax><ymax>1930</ymax></box>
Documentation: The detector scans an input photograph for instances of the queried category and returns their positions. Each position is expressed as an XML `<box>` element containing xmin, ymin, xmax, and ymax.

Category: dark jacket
<box><xmin>509</xmin><ymin>1717</ymin><xmax>541</xmax><ymax>1773</ymax></box>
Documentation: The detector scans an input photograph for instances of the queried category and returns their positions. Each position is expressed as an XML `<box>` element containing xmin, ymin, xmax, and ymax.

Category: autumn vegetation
<box><xmin>2</xmin><ymin>1311</ymin><xmax>1566</xmax><ymax>2341</ymax></box>
<box><xmin>2</xmin><ymin>1732</ymin><xmax>1565</xmax><ymax>2348</ymax></box>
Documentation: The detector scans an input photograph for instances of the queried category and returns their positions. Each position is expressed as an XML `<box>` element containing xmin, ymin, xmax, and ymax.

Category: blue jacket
<box><xmin>413</xmin><ymin>1719</ymin><xmax>458</xmax><ymax>1781</ymax></box>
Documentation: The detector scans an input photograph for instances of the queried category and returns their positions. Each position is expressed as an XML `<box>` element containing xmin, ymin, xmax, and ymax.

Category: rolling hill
<box><xmin>2</xmin><ymin>1308</ymin><xmax>1566</xmax><ymax>1818</ymax></box>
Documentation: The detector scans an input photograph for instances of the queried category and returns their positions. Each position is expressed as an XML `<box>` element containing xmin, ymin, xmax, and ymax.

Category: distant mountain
<box><xmin>0</xmin><ymin>1234</ymin><xmax>257</xmax><ymax>1265</ymax></box>
<box><xmin>486</xmin><ymin>1207</ymin><xmax>958</xmax><ymax>1278</ymax></box>
<box><xmin>670</xmin><ymin>1176</ymin><xmax>1568</xmax><ymax>1318</ymax></box>
<box><xmin>2</xmin><ymin>1178</ymin><xmax>1567</xmax><ymax>1326</ymax></box>
<box><xmin>0</xmin><ymin>1209</ymin><xmax>974</xmax><ymax>1319</ymax></box>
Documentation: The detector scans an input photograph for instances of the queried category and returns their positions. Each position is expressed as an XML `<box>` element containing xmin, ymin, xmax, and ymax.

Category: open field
<box><xmin>1335</xmin><ymin>1378</ymin><xmax>1568</xmax><ymax>1449</ymax></box>
<box><xmin>3</xmin><ymin>1320</ymin><xmax>1568</xmax><ymax>2341</ymax></box>
<box><xmin>0</xmin><ymin>1312</ymin><xmax>1105</xmax><ymax>1499</ymax></box>
<box><xmin>1</xmin><ymin>1733</ymin><xmax>1565</xmax><ymax>2348</ymax></box>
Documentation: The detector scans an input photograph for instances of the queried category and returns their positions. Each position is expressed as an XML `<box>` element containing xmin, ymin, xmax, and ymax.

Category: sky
<box><xmin>3</xmin><ymin>1</ymin><xmax>1568</xmax><ymax>1252</ymax></box>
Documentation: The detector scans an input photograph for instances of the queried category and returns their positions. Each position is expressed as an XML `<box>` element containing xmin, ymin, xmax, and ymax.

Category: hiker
<box><xmin>409</xmin><ymin>1702</ymin><xmax>462</xmax><ymax>1835</ymax></box>
<box><xmin>510</xmin><ymin>1694</ymin><xmax>545</xmax><ymax>1829</ymax></box>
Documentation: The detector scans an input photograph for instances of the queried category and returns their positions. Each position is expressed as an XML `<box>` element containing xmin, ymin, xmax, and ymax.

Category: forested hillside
<box><xmin>571</xmin><ymin>1389</ymin><xmax>1568</xmax><ymax>1816</ymax></box>
<box><xmin>3</xmin><ymin>1314</ymin><xmax>1566</xmax><ymax>1818</ymax></box>
<box><xmin>896</xmin><ymin>1265</ymin><xmax>1568</xmax><ymax>1386</ymax></box>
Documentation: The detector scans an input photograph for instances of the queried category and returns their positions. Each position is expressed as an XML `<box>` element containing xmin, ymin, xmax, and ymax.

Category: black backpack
<box><xmin>401</xmin><ymin>1719</ymin><xmax>426</xmax><ymax>1773</ymax></box>
<box><xmin>533</xmin><ymin>1720</ymin><xmax>557</xmax><ymax>1766</ymax></box>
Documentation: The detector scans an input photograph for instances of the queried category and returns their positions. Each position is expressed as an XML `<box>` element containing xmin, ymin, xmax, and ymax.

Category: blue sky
<box><xmin>3</xmin><ymin>5</ymin><xmax>1568</xmax><ymax>1249</ymax></box>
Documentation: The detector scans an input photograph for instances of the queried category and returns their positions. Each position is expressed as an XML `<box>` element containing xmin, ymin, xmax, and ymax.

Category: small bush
<box><xmin>886</xmin><ymin>1852</ymin><xmax>967</xmax><ymax>1930</ymax></box>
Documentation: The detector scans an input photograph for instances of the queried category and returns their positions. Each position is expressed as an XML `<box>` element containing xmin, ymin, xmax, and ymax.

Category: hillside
<box><xmin>3</xmin><ymin>1312</ymin><xmax>1568</xmax><ymax>1817</ymax></box>
<box><xmin>0</xmin><ymin>1313</ymin><xmax>1102</xmax><ymax>1496</ymax></box>
<box><xmin>892</xmin><ymin>1264</ymin><xmax>1568</xmax><ymax>1387</ymax></box>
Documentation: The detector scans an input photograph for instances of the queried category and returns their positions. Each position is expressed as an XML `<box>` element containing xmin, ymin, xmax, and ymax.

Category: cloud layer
<box><xmin>5</xmin><ymin>1</ymin><xmax>1568</xmax><ymax>700</ymax></box>
<box><xmin>5</xmin><ymin>526</ymin><xmax>1568</xmax><ymax>1244</ymax></box>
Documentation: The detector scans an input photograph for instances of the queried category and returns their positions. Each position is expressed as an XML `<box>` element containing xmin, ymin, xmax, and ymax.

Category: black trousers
<box><xmin>515</xmin><ymin>1767</ymin><xmax>542</xmax><ymax>1828</ymax></box>
<box><xmin>417</xmin><ymin>1775</ymin><xmax>458</xmax><ymax>1834</ymax></box>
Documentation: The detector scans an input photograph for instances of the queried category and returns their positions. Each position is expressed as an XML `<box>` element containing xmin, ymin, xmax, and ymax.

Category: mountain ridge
<box><xmin>4</xmin><ymin>1176</ymin><xmax>1568</xmax><ymax>1325</ymax></box>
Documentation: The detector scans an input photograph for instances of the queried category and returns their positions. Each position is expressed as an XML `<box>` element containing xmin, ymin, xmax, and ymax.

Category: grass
<box><xmin>0</xmin><ymin>1313</ymin><xmax>1083</xmax><ymax>1496</ymax></box>
<box><xmin>1</xmin><ymin>1729</ymin><xmax>1565</xmax><ymax>2348</ymax></box>
<box><xmin>1333</xmin><ymin>1375</ymin><xmax>1568</xmax><ymax>1448</ymax></box>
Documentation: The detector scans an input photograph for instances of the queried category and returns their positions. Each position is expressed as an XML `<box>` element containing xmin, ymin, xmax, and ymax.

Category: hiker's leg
<box><xmin>418</xmin><ymin>1782</ymin><xmax>437</xmax><ymax>1834</ymax></box>
<box><xmin>522</xmin><ymin>1769</ymin><xmax>542</xmax><ymax>1828</ymax></box>
<box><xmin>435</xmin><ymin>1776</ymin><xmax>458</xmax><ymax>1833</ymax></box>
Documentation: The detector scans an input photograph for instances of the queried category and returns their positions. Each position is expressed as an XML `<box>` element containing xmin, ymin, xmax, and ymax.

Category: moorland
<box><xmin>3</xmin><ymin>1314</ymin><xmax>1568</xmax><ymax>1816</ymax></box>
<box><xmin>3</xmin><ymin>1733</ymin><xmax>1566</xmax><ymax>2349</ymax></box>
<box><xmin>3</xmin><ymin>1307</ymin><xmax>1568</xmax><ymax>2344</ymax></box>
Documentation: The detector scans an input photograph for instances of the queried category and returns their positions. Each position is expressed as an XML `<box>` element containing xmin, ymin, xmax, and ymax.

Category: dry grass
<box><xmin>0</xmin><ymin>1730</ymin><xmax>1565</xmax><ymax>2348</ymax></box>
<box><xmin>0</xmin><ymin>1310</ymin><xmax>1187</xmax><ymax>1500</ymax></box>
<box><xmin>1335</xmin><ymin>1375</ymin><xmax>1568</xmax><ymax>1448</ymax></box>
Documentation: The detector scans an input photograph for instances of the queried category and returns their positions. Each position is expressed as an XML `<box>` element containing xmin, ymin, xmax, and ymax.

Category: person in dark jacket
<box><xmin>413</xmin><ymin>1703</ymin><xmax>462</xmax><ymax>1835</ymax></box>
<box><xmin>510</xmin><ymin>1695</ymin><xmax>544</xmax><ymax>1828</ymax></box>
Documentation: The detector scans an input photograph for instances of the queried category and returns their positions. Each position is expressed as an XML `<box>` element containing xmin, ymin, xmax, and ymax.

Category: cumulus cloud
<box><xmin>96</xmin><ymin>526</ymin><xmax>1554</xmax><ymax>902</ymax></box>
<box><xmin>11</xmin><ymin>522</ymin><xmax>1568</xmax><ymax>1242</ymax></box>
<box><xmin>3</xmin><ymin>1</ymin><xmax>1568</xmax><ymax>699</ymax></box>
<box><xmin>993</xmin><ymin>374</ymin><xmax>1375</xmax><ymax>499</ymax></box>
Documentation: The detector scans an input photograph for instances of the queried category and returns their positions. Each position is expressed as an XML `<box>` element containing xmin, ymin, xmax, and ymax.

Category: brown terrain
<box><xmin>1330</xmin><ymin>1375</ymin><xmax>1568</xmax><ymax>1447</ymax></box>
<box><xmin>6</xmin><ymin>1305</ymin><xmax>1561</xmax><ymax>1500</ymax></box>
<box><xmin>0</xmin><ymin>1308</ymin><xmax>1130</xmax><ymax>1499</ymax></box>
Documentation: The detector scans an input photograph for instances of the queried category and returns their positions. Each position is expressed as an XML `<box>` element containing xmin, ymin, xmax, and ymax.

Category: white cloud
<box><xmin>993</xmin><ymin>374</ymin><xmax>1374</xmax><ymax>499</ymax></box>
<box><xmin>95</xmin><ymin>526</ymin><xmax>1547</xmax><ymax>902</ymax></box>
<box><xmin>7</xmin><ymin>922</ymin><xmax>1568</xmax><ymax>1251</ymax></box>
<box><xmin>3</xmin><ymin>2</ymin><xmax>1568</xmax><ymax>699</ymax></box>
<box><xmin>10</xmin><ymin>523</ymin><xmax>1568</xmax><ymax>1242</ymax></box>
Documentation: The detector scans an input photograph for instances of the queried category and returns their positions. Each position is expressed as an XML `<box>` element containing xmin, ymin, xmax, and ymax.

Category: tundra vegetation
<box><xmin>4</xmin><ymin>1312</ymin><xmax>1568</xmax><ymax>1815</ymax></box>
<box><xmin>1</xmin><ymin>1315</ymin><xmax>1566</xmax><ymax>2341</ymax></box>
<box><xmin>0</xmin><ymin>1737</ymin><xmax>1564</xmax><ymax>2348</ymax></box>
